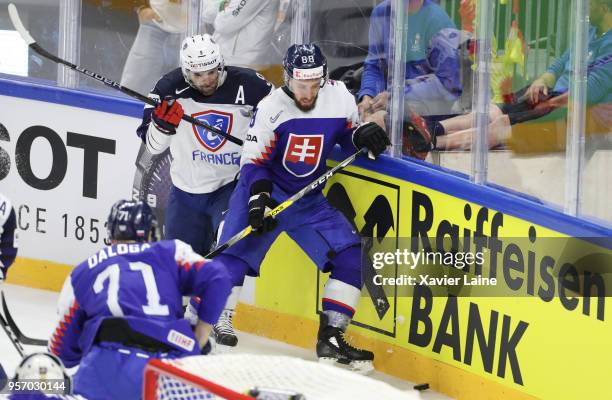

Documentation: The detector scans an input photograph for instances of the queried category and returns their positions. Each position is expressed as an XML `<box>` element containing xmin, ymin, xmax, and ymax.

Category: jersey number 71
<box><xmin>93</xmin><ymin>262</ymin><xmax>170</xmax><ymax>317</ymax></box>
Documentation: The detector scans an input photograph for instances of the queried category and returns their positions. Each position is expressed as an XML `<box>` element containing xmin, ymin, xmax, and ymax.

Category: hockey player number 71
<box><xmin>93</xmin><ymin>262</ymin><xmax>170</xmax><ymax>317</ymax></box>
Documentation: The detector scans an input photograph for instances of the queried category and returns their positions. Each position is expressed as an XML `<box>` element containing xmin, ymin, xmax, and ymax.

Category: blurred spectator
<box><xmin>424</xmin><ymin>0</ymin><xmax>611</xmax><ymax>153</ymax></box>
<box><xmin>120</xmin><ymin>0</ymin><xmax>186</xmax><ymax>94</ymax></box>
<box><xmin>357</xmin><ymin>0</ymin><xmax>455</xmax><ymax>120</ymax></box>
<box><xmin>591</xmin><ymin>102</ymin><xmax>612</xmax><ymax>128</ymax></box>
<box><xmin>203</xmin><ymin>0</ymin><xmax>281</xmax><ymax>68</ymax></box>
<box><xmin>274</xmin><ymin>0</ymin><xmax>291</xmax><ymax>32</ymax></box>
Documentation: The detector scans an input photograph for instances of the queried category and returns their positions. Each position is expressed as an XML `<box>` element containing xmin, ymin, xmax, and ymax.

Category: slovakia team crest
<box><xmin>282</xmin><ymin>133</ymin><xmax>324</xmax><ymax>177</ymax></box>
<box><xmin>191</xmin><ymin>110</ymin><xmax>233</xmax><ymax>152</ymax></box>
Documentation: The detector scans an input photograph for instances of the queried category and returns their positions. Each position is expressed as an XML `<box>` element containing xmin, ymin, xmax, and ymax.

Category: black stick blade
<box><xmin>1</xmin><ymin>292</ymin><xmax>48</xmax><ymax>346</ymax></box>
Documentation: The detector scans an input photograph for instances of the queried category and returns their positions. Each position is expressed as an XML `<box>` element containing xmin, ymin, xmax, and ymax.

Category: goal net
<box><xmin>143</xmin><ymin>354</ymin><xmax>415</xmax><ymax>400</ymax></box>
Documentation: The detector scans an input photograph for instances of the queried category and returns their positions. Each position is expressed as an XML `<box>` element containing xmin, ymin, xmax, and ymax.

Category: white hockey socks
<box><xmin>322</xmin><ymin>279</ymin><xmax>361</xmax><ymax>330</ymax></box>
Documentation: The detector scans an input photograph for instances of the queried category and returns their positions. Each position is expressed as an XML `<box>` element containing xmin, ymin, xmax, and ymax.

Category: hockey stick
<box><xmin>7</xmin><ymin>3</ymin><xmax>243</xmax><ymax>147</ymax></box>
<box><xmin>0</xmin><ymin>291</ymin><xmax>25</xmax><ymax>356</ymax></box>
<box><xmin>206</xmin><ymin>147</ymin><xmax>369</xmax><ymax>258</ymax></box>
<box><xmin>1</xmin><ymin>292</ymin><xmax>48</xmax><ymax>346</ymax></box>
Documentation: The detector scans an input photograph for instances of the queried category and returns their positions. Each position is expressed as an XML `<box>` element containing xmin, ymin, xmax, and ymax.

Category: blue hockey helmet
<box><xmin>107</xmin><ymin>199</ymin><xmax>158</xmax><ymax>243</ymax></box>
<box><xmin>283</xmin><ymin>43</ymin><xmax>328</xmax><ymax>88</ymax></box>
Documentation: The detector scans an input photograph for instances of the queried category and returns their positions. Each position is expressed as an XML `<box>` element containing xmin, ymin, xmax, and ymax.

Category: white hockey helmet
<box><xmin>14</xmin><ymin>352</ymin><xmax>69</xmax><ymax>381</ymax></box>
<box><xmin>180</xmin><ymin>34</ymin><xmax>227</xmax><ymax>89</ymax></box>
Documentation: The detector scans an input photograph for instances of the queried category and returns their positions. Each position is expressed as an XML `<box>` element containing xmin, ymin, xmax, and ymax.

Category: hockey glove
<box><xmin>248</xmin><ymin>192</ymin><xmax>278</xmax><ymax>235</ymax></box>
<box><xmin>152</xmin><ymin>95</ymin><xmax>184</xmax><ymax>135</ymax></box>
<box><xmin>352</xmin><ymin>122</ymin><xmax>391</xmax><ymax>158</ymax></box>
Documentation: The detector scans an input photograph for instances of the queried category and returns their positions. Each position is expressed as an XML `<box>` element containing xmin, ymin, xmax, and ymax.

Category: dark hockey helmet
<box><xmin>107</xmin><ymin>199</ymin><xmax>158</xmax><ymax>243</ymax></box>
<box><xmin>283</xmin><ymin>43</ymin><xmax>328</xmax><ymax>88</ymax></box>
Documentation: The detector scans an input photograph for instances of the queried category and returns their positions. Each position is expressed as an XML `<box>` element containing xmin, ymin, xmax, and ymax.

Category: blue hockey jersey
<box><xmin>240</xmin><ymin>80</ymin><xmax>359</xmax><ymax>196</ymax></box>
<box><xmin>48</xmin><ymin>240</ymin><xmax>230</xmax><ymax>368</ymax></box>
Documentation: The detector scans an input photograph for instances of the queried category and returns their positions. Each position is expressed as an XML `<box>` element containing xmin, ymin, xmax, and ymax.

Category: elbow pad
<box><xmin>146</xmin><ymin>124</ymin><xmax>172</xmax><ymax>155</ymax></box>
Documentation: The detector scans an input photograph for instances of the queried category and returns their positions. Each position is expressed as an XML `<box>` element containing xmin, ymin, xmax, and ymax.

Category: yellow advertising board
<box><xmin>253</xmin><ymin>162</ymin><xmax>611</xmax><ymax>400</ymax></box>
<box><xmin>3</xmin><ymin>72</ymin><xmax>609</xmax><ymax>398</ymax></box>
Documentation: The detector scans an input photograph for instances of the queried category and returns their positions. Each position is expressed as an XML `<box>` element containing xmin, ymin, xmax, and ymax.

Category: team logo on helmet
<box><xmin>282</xmin><ymin>133</ymin><xmax>323</xmax><ymax>177</ymax></box>
<box><xmin>191</xmin><ymin>110</ymin><xmax>232</xmax><ymax>152</ymax></box>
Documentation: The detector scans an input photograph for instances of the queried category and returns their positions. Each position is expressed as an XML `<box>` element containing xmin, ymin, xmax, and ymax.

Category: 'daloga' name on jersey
<box><xmin>192</xmin><ymin>150</ymin><xmax>240</xmax><ymax>165</ymax></box>
<box><xmin>88</xmin><ymin>243</ymin><xmax>151</xmax><ymax>268</ymax></box>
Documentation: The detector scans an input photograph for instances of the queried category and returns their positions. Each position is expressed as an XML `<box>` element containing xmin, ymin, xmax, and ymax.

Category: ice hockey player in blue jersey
<box><xmin>48</xmin><ymin>199</ymin><xmax>231</xmax><ymax>399</ymax></box>
<box><xmin>136</xmin><ymin>34</ymin><xmax>273</xmax><ymax>257</ymax></box>
<box><xmin>212</xmin><ymin>44</ymin><xmax>390</xmax><ymax>372</ymax></box>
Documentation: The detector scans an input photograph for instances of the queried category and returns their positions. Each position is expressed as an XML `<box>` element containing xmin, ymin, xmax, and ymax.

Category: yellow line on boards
<box><xmin>6</xmin><ymin>257</ymin><xmax>72</xmax><ymax>292</ymax></box>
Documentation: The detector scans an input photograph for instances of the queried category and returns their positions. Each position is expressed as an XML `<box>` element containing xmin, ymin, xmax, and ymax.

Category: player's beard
<box><xmin>294</xmin><ymin>95</ymin><xmax>318</xmax><ymax>111</ymax></box>
<box><xmin>197</xmin><ymin>83</ymin><xmax>217</xmax><ymax>96</ymax></box>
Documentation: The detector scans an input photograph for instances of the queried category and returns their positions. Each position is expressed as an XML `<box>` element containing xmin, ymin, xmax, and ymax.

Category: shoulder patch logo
<box><xmin>282</xmin><ymin>133</ymin><xmax>324</xmax><ymax>177</ymax></box>
<box><xmin>191</xmin><ymin>110</ymin><xmax>233</xmax><ymax>152</ymax></box>
<box><xmin>269</xmin><ymin>110</ymin><xmax>283</xmax><ymax>123</ymax></box>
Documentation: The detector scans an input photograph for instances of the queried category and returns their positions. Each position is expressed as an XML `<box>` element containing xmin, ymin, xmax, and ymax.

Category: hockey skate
<box><xmin>316</xmin><ymin>314</ymin><xmax>374</xmax><ymax>374</ymax></box>
<box><xmin>211</xmin><ymin>309</ymin><xmax>238</xmax><ymax>351</ymax></box>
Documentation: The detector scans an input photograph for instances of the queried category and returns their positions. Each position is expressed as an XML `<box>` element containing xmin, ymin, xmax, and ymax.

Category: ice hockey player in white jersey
<box><xmin>136</xmin><ymin>34</ymin><xmax>273</xmax><ymax>256</ymax></box>
<box><xmin>212</xmin><ymin>44</ymin><xmax>390</xmax><ymax>372</ymax></box>
<box><xmin>0</xmin><ymin>192</ymin><xmax>18</xmax><ymax>280</ymax></box>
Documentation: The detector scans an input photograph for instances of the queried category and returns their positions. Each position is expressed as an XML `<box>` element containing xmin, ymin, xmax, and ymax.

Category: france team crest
<box><xmin>191</xmin><ymin>110</ymin><xmax>233</xmax><ymax>152</ymax></box>
<box><xmin>282</xmin><ymin>133</ymin><xmax>323</xmax><ymax>177</ymax></box>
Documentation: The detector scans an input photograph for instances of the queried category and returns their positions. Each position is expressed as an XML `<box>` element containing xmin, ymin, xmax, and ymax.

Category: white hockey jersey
<box><xmin>137</xmin><ymin>67</ymin><xmax>273</xmax><ymax>193</ymax></box>
<box><xmin>240</xmin><ymin>80</ymin><xmax>360</xmax><ymax>195</ymax></box>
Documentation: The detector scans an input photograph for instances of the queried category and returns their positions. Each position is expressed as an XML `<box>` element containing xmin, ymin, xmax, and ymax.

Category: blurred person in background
<box><xmin>357</xmin><ymin>0</ymin><xmax>456</xmax><ymax>120</ymax></box>
<box><xmin>416</xmin><ymin>0</ymin><xmax>612</xmax><ymax>153</ymax></box>
<box><xmin>203</xmin><ymin>0</ymin><xmax>281</xmax><ymax>68</ymax></box>
<box><xmin>121</xmin><ymin>0</ymin><xmax>187</xmax><ymax>94</ymax></box>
